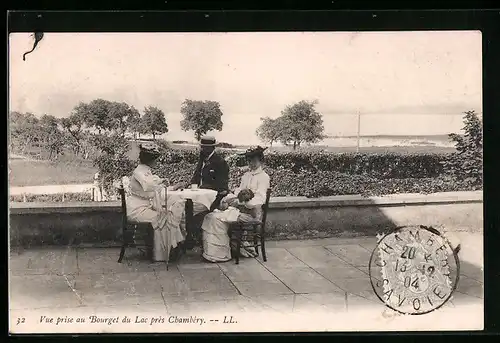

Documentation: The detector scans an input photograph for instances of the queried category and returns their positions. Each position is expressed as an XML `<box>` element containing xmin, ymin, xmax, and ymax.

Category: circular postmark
<box><xmin>368</xmin><ymin>226</ymin><xmax>460</xmax><ymax>315</ymax></box>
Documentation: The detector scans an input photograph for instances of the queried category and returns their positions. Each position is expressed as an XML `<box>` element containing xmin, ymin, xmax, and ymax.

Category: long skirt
<box><xmin>201</xmin><ymin>209</ymin><xmax>258</xmax><ymax>263</ymax></box>
<box><xmin>127</xmin><ymin>200</ymin><xmax>185</xmax><ymax>262</ymax></box>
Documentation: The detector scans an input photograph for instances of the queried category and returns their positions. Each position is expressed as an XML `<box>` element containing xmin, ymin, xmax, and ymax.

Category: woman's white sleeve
<box><xmin>244</xmin><ymin>174</ymin><xmax>270</xmax><ymax>209</ymax></box>
<box><xmin>134</xmin><ymin>169</ymin><xmax>162</xmax><ymax>192</ymax></box>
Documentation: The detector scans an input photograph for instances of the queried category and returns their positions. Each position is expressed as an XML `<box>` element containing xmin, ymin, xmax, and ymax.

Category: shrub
<box><xmin>10</xmin><ymin>192</ymin><xmax>93</xmax><ymax>202</ymax></box>
<box><xmin>217</xmin><ymin>142</ymin><xmax>235</xmax><ymax>148</ymax></box>
<box><xmin>92</xmin><ymin>134</ymin><xmax>135</xmax><ymax>193</ymax></box>
<box><xmin>172</xmin><ymin>140</ymin><xmax>189</xmax><ymax>144</ymax></box>
<box><xmin>441</xmin><ymin>110</ymin><xmax>482</xmax><ymax>188</ymax></box>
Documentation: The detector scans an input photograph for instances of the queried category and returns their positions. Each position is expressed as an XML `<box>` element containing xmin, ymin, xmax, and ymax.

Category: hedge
<box><xmin>156</xmin><ymin>149</ymin><xmax>448</xmax><ymax>179</ymax></box>
<box><xmin>10</xmin><ymin>192</ymin><xmax>93</xmax><ymax>203</ymax></box>
<box><xmin>86</xmin><ymin>148</ymin><xmax>481</xmax><ymax>199</ymax></box>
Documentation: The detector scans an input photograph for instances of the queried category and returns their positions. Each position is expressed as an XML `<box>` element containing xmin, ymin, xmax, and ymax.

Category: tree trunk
<box><xmin>152</xmin><ymin>132</ymin><xmax>156</xmax><ymax>140</ymax></box>
<box><xmin>293</xmin><ymin>141</ymin><xmax>297</xmax><ymax>150</ymax></box>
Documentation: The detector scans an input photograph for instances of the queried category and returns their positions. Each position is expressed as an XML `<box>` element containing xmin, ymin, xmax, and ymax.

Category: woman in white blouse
<box><xmin>126</xmin><ymin>143</ymin><xmax>185</xmax><ymax>263</ymax></box>
<box><xmin>201</xmin><ymin>147</ymin><xmax>271</xmax><ymax>262</ymax></box>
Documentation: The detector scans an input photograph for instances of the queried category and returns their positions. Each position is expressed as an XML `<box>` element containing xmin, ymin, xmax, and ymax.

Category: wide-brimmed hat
<box><xmin>139</xmin><ymin>142</ymin><xmax>161</xmax><ymax>156</ymax></box>
<box><xmin>200</xmin><ymin>136</ymin><xmax>217</xmax><ymax>147</ymax></box>
<box><xmin>241</xmin><ymin>146</ymin><xmax>268</xmax><ymax>159</ymax></box>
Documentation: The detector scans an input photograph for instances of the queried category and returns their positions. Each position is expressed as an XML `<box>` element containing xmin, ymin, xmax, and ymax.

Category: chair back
<box><xmin>260</xmin><ymin>188</ymin><xmax>272</xmax><ymax>229</ymax></box>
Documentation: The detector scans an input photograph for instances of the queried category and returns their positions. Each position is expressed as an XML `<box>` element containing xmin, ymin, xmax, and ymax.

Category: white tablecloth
<box><xmin>164</xmin><ymin>189</ymin><xmax>218</xmax><ymax>211</ymax></box>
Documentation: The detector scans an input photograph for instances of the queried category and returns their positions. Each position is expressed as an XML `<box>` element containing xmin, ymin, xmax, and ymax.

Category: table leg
<box><xmin>184</xmin><ymin>199</ymin><xmax>195</xmax><ymax>249</ymax></box>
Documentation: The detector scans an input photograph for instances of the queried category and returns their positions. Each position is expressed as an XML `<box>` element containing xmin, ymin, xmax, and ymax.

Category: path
<box><xmin>9</xmin><ymin>183</ymin><xmax>95</xmax><ymax>196</ymax></box>
<box><xmin>9</xmin><ymin>234</ymin><xmax>483</xmax><ymax>333</ymax></box>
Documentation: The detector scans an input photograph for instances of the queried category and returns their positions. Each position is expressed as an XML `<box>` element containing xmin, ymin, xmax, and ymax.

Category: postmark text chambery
<box><xmin>369</xmin><ymin>226</ymin><xmax>460</xmax><ymax>315</ymax></box>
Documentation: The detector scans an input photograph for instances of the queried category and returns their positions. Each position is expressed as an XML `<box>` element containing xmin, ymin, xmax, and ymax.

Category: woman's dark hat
<box><xmin>139</xmin><ymin>142</ymin><xmax>161</xmax><ymax>156</ymax></box>
<box><xmin>200</xmin><ymin>136</ymin><xmax>217</xmax><ymax>147</ymax></box>
<box><xmin>241</xmin><ymin>146</ymin><xmax>268</xmax><ymax>158</ymax></box>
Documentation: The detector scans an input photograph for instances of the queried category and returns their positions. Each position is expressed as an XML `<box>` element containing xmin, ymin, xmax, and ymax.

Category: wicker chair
<box><xmin>229</xmin><ymin>188</ymin><xmax>272</xmax><ymax>265</ymax></box>
<box><xmin>116</xmin><ymin>179</ymin><xmax>154</xmax><ymax>263</ymax></box>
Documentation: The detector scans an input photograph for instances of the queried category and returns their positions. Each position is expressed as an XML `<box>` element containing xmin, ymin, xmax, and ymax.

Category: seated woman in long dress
<box><xmin>126</xmin><ymin>143</ymin><xmax>185</xmax><ymax>263</ymax></box>
<box><xmin>201</xmin><ymin>146</ymin><xmax>271</xmax><ymax>262</ymax></box>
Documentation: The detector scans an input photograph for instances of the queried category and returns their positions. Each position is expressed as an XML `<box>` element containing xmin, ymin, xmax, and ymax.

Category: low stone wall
<box><xmin>9</xmin><ymin>191</ymin><xmax>483</xmax><ymax>247</ymax></box>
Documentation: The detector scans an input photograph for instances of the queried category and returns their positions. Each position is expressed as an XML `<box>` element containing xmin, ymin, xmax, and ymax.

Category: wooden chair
<box><xmin>116</xmin><ymin>180</ymin><xmax>154</xmax><ymax>263</ymax></box>
<box><xmin>229</xmin><ymin>188</ymin><xmax>272</xmax><ymax>265</ymax></box>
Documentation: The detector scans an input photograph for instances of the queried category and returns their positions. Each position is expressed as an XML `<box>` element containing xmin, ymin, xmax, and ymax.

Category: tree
<box><xmin>61</xmin><ymin>111</ymin><xmax>86</xmax><ymax>155</ymax></box>
<box><xmin>139</xmin><ymin>106</ymin><xmax>169</xmax><ymax>139</ymax></box>
<box><xmin>444</xmin><ymin>110</ymin><xmax>483</xmax><ymax>186</ymax></box>
<box><xmin>180</xmin><ymin>99</ymin><xmax>224</xmax><ymax>141</ymax></box>
<box><xmin>126</xmin><ymin>106</ymin><xmax>141</xmax><ymax>140</ymax></box>
<box><xmin>255</xmin><ymin>116</ymin><xmax>285</xmax><ymax>147</ymax></box>
<box><xmin>72</xmin><ymin>99</ymin><xmax>114</xmax><ymax>134</ymax></box>
<box><xmin>39</xmin><ymin>114</ymin><xmax>64</xmax><ymax>159</ymax></box>
<box><xmin>107</xmin><ymin>101</ymin><xmax>137</xmax><ymax>137</ymax></box>
<box><xmin>9</xmin><ymin>111</ymin><xmax>40</xmax><ymax>154</ymax></box>
<box><xmin>278</xmin><ymin>100</ymin><xmax>325</xmax><ymax>150</ymax></box>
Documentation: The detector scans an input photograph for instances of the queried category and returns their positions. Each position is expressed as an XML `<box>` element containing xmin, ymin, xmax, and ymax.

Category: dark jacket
<box><xmin>190</xmin><ymin>152</ymin><xmax>229</xmax><ymax>194</ymax></box>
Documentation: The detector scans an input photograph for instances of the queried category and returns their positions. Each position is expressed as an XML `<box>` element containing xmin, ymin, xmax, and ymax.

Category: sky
<box><xmin>9</xmin><ymin>31</ymin><xmax>482</xmax><ymax>145</ymax></box>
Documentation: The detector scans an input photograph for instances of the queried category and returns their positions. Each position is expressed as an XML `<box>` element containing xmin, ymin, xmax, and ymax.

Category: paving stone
<box><xmin>259</xmin><ymin>248</ymin><xmax>308</xmax><ymax>269</ymax></box>
<box><xmin>354</xmin><ymin>289</ymin><xmax>382</xmax><ymax>303</ymax></box>
<box><xmin>324</xmin><ymin>245</ymin><xmax>372</xmax><ymax>267</ymax></box>
<box><xmin>77</xmin><ymin>248</ymin><xmax>134</xmax><ymax>275</ymax></box>
<box><xmin>9</xmin><ymin>274</ymin><xmax>82</xmax><ymax>309</ymax></box>
<box><xmin>292</xmin><ymin>292</ymin><xmax>347</xmax><ymax>313</ymax></box>
<box><xmin>9</xmin><ymin>248</ymin><xmax>78</xmax><ymax>276</ymax></box>
<box><xmin>74</xmin><ymin>272</ymin><xmax>164</xmax><ymax>306</ymax></box>
<box><xmin>271</xmin><ymin>268</ymin><xmax>343</xmax><ymax>294</ymax></box>
<box><xmin>329</xmin><ymin>277</ymin><xmax>374</xmax><ymax>294</ymax></box>
<box><xmin>459</xmin><ymin>264</ymin><xmax>484</xmax><ymax>283</ymax></box>
<box><xmin>358</xmin><ymin>242</ymin><xmax>378</xmax><ymax>253</ymax></box>
<box><xmin>177</xmin><ymin>251</ymin><xmax>221</xmax><ymax>270</ymax></box>
<box><xmin>164</xmin><ymin>291</ymin><xmax>241</xmax><ymax>304</ymax></box>
<box><xmin>456</xmin><ymin>276</ymin><xmax>484</xmax><ymax>299</ymax></box>
<box><xmin>219</xmin><ymin>262</ymin><xmax>279</xmax><ymax>282</ymax></box>
<box><xmin>179</xmin><ymin>268</ymin><xmax>237</xmax><ymax>293</ymax></box>
<box><xmin>165</xmin><ymin>296</ymin><xmax>267</xmax><ymax>316</ymax></box>
<box><xmin>155</xmin><ymin>269</ymin><xmax>191</xmax><ymax>296</ymax></box>
<box><xmin>124</xmin><ymin>257</ymin><xmax>165</xmax><ymax>273</ymax></box>
<box><xmin>286</xmin><ymin>246</ymin><xmax>351</xmax><ymax>268</ymax></box>
<box><xmin>448</xmin><ymin>291</ymin><xmax>484</xmax><ymax>308</ymax></box>
<box><xmin>345</xmin><ymin>293</ymin><xmax>383</xmax><ymax>312</ymax></box>
<box><xmin>248</xmin><ymin>294</ymin><xmax>297</xmax><ymax>313</ymax></box>
<box><xmin>232</xmin><ymin>280</ymin><xmax>292</xmax><ymax>296</ymax></box>
<box><xmin>315</xmin><ymin>265</ymin><xmax>370</xmax><ymax>280</ymax></box>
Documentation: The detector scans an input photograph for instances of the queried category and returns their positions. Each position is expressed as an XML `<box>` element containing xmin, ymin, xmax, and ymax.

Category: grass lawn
<box><xmin>9</xmin><ymin>159</ymin><xmax>97</xmax><ymax>187</ymax></box>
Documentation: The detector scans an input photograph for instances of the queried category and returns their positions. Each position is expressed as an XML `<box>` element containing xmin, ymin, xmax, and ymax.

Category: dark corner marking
<box><xmin>23</xmin><ymin>32</ymin><xmax>44</xmax><ymax>61</ymax></box>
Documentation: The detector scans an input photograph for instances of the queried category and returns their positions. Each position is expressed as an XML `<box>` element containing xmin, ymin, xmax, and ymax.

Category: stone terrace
<box><xmin>9</xmin><ymin>234</ymin><xmax>484</xmax><ymax>332</ymax></box>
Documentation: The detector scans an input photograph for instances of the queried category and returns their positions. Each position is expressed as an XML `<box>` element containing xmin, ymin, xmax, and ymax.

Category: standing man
<box><xmin>186</xmin><ymin>136</ymin><xmax>229</xmax><ymax>247</ymax></box>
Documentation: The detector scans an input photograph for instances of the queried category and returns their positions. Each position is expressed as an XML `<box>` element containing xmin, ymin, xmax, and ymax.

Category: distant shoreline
<box><xmin>326</xmin><ymin>134</ymin><xmax>451</xmax><ymax>140</ymax></box>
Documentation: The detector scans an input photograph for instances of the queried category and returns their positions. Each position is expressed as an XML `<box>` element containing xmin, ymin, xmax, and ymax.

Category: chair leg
<box><xmin>235</xmin><ymin>231</ymin><xmax>241</xmax><ymax>265</ymax></box>
<box><xmin>253</xmin><ymin>226</ymin><xmax>259</xmax><ymax>257</ymax></box>
<box><xmin>118</xmin><ymin>245</ymin><xmax>126</xmax><ymax>263</ymax></box>
<box><xmin>260</xmin><ymin>233</ymin><xmax>267</xmax><ymax>262</ymax></box>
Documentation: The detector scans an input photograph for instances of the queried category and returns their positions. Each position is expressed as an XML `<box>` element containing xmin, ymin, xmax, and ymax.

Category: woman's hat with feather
<box><xmin>240</xmin><ymin>146</ymin><xmax>268</xmax><ymax>160</ymax></box>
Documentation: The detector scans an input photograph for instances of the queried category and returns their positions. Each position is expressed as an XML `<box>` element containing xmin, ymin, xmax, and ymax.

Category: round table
<box><xmin>165</xmin><ymin>189</ymin><xmax>218</xmax><ymax>211</ymax></box>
